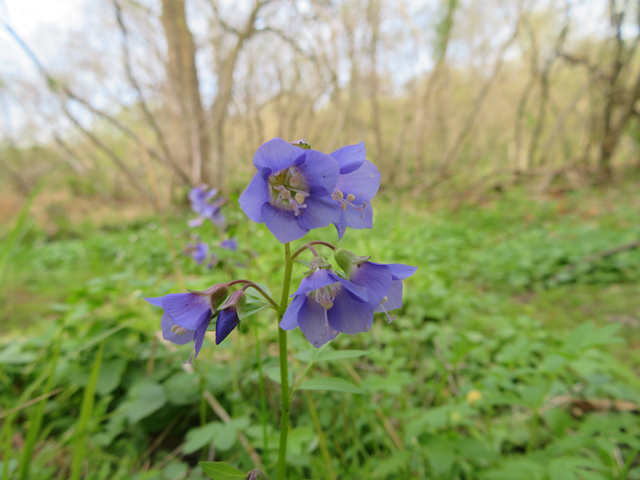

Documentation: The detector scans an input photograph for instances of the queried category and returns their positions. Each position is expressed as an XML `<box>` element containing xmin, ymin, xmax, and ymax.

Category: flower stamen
<box><xmin>333</xmin><ymin>190</ymin><xmax>368</xmax><ymax>218</ymax></box>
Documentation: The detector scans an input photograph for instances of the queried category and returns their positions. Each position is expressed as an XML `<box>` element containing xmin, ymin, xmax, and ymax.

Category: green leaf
<box><xmin>0</xmin><ymin>345</ymin><xmax>36</xmax><ymax>365</ymax></box>
<box><xmin>244</xmin><ymin>283</ymin><xmax>271</xmax><ymax>300</ymax></box>
<box><xmin>96</xmin><ymin>358</ymin><xmax>127</xmax><ymax>396</ymax></box>
<box><xmin>163</xmin><ymin>372</ymin><xmax>200</xmax><ymax>405</ymax></box>
<box><xmin>539</xmin><ymin>354</ymin><xmax>566</xmax><ymax>374</ymax></box>
<box><xmin>238</xmin><ymin>301</ymin><xmax>268</xmax><ymax>320</ymax></box>
<box><xmin>215</xmin><ymin>418</ymin><xmax>250</xmax><ymax>451</ymax></box>
<box><xmin>265</xmin><ymin>366</ymin><xmax>293</xmax><ymax>385</ymax></box>
<box><xmin>295</xmin><ymin>348</ymin><xmax>369</xmax><ymax>363</ymax></box>
<box><xmin>184</xmin><ymin>422</ymin><xmax>223</xmax><ymax>454</ymax></box>
<box><xmin>119</xmin><ymin>380</ymin><xmax>167</xmax><ymax>423</ymax></box>
<box><xmin>315</xmin><ymin>349</ymin><xmax>370</xmax><ymax>362</ymax></box>
<box><xmin>424</xmin><ymin>438</ymin><xmax>455</xmax><ymax>477</ymax></box>
<box><xmin>199</xmin><ymin>462</ymin><xmax>246</xmax><ymax>479</ymax></box>
<box><xmin>299</xmin><ymin>377</ymin><xmax>363</xmax><ymax>394</ymax></box>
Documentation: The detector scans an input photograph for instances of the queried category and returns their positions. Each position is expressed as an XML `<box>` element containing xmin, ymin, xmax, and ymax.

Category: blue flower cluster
<box><xmin>281</xmin><ymin>257</ymin><xmax>416</xmax><ymax>347</ymax></box>
<box><xmin>146</xmin><ymin>138</ymin><xmax>415</xmax><ymax>360</ymax></box>
<box><xmin>239</xmin><ymin>138</ymin><xmax>380</xmax><ymax>243</ymax></box>
<box><xmin>183</xmin><ymin>186</ymin><xmax>238</xmax><ymax>267</ymax></box>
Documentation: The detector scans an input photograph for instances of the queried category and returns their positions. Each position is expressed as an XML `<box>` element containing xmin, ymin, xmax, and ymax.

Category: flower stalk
<box><xmin>276</xmin><ymin>242</ymin><xmax>293</xmax><ymax>480</ymax></box>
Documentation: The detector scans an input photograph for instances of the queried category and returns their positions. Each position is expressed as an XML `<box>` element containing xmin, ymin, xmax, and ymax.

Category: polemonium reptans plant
<box><xmin>145</xmin><ymin>138</ymin><xmax>416</xmax><ymax>480</ymax></box>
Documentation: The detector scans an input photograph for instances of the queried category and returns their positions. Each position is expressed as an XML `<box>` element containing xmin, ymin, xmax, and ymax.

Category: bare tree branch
<box><xmin>112</xmin><ymin>0</ymin><xmax>191</xmax><ymax>185</ymax></box>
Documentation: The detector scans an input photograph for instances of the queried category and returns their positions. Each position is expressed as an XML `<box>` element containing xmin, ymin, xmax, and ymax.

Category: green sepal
<box><xmin>290</xmin><ymin>138</ymin><xmax>311</xmax><ymax>149</ymax></box>
<box><xmin>334</xmin><ymin>248</ymin><xmax>371</xmax><ymax>276</ymax></box>
<box><xmin>219</xmin><ymin>290</ymin><xmax>246</xmax><ymax>317</ymax></box>
<box><xmin>310</xmin><ymin>256</ymin><xmax>332</xmax><ymax>272</ymax></box>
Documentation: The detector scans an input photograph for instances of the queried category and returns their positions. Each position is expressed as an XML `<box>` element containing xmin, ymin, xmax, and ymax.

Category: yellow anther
<box><xmin>295</xmin><ymin>192</ymin><xmax>306</xmax><ymax>204</ymax></box>
<box><xmin>341</xmin><ymin>203</ymin><xmax>347</xmax><ymax>211</ymax></box>
<box><xmin>289</xmin><ymin>176</ymin><xmax>300</xmax><ymax>187</ymax></box>
<box><xmin>171</xmin><ymin>324</ymin><xmax>179</xmax><ymax>332</ymax></box>
<box><xmin>346</xmin><ymin>193</ymin><xmax>356</xmax><ymax>202</ymax></box>
<box><xmin>380</xmin><ymin>296</ymin><xmax>388</xmax><ymax>304</ymax></box>
<box><xmin>320</xmin><ymin>300</ymin><xmax>333</xmax><ymax>309</ymax></box>
<box><xmin>174</xmin><ymin>326</ymin><xmax>189</xmax><ymax>336</ymax></box>
<box><xmin>336</xmin><ymin>190</ymin><xmax>344</xmax><ymax>200</ymax></box>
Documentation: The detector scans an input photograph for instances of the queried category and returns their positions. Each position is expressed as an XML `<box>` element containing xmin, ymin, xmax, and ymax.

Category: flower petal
<box><xmin>161</xmin><ymin>293</ymin><xmax>212</xmax><ymax>331</ymax></box>
<box><xmin>253</xmin><ymin>138</ymin><xmax>304</xmax><ymax>172</ymax></box>
<box><xmin>331</xmin><ymin>141</ymin><xmax>366</xmax><ymax>174</ymax></box>
<box><xmin>297</xmin><ymin>150</ymin><xmax>340</xmax><ymax>197</ymax></box>
<box><xmin>260</xmin><ymin>203</ymin><xmax>309</xmax><ymax>243</ymax></box>
<box><xmin>292</xmin><ymin>269</ymin><xmax>337</xmax><ymax>296</ymax></box>
<box><xmin>280</xmin><ymin>294</ymin><xmax>305</xmax><ymax>330</ymax></box>
<box><xmin>296</xmin><ymin>195</ymin><xmax>342</xmax><ymax>231</ymax></box>
<box><xmin>335</xmin><ymin>160</ymin><xmax>380</xmax><ymax>203</ymax></box>
<box><xmin>337</xmin><ymin>201</ymin><xmax>373</xmax><ymax>231</ymax></box>
<box><xmin>188</xmin><ymin>217</ymin><xmax>205</xmax><ymax>228</ymax></box>
<box><xmin>216</xmin><ymin>308</ymin><xmax>240</xmax><ymax>345</ymax></box>
<box><xmin>349</xmin><ymin>262</ymin><xmax>392</xmax><ymax>308</ymax></box>
<box><xmin>327</xmin><ymin>289</ymin><xmax>374</xmax><ymax>334</ymax></box>
<box><xmin>145</xmin><ymin>296</ymin><xmax>165</xmax><ymax>308</ymax></box>
<box><xmin>194</xmin><ymin>320</ymin><xmax>211</xmax><ymax>358</ymax></box>
<box><xmin>161</xmin><ymin>313</ymin><xmax>195</xmax><ymax>345</ymax></box>
<box><xmin>333</xmin><ymin>276</ymin><xmax>369</xmax><ymax>302</ymax></box>
<box><xmin>297</xmin><ymin>298</ymin><xmax>338</xmax><ymax>348</ymax></box>
<box><xmin>335</xmin><ymin>224</ymin><xmax>346</xmax><ymax>240</ymax></box>
<box><xmin>189</xmin><ymin>186</ymin><xmax>207</xmax><ymax>203</ymax></box>
<box><xmin>370</xmin><ymin>263</ymin><xmax>417</xmax><ymax>281</ymax></box>
<box><xmin>375</xmin><ymin>280</ymin><xmax>403</xmax><ymax>312</ymax></box>
<box><xmin>239</xmin><ymin>170</ymin><xmax>270</xmax><ymax>223</ymax></box>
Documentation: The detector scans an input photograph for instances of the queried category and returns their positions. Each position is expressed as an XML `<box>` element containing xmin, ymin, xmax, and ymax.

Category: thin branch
<box><xmin>3</xmin><ymin>23</ymin><xmax>190</xmax><ymax>186</ymax></box>
<box><xmin>112</xmin><ymin>0</ymin><xmax>190</xmax><ymax>184</ymax></box>
<box><xmin>413</xmin><ymin>1</ymin><xmax>525</xmax><ymax>195</ymax></box>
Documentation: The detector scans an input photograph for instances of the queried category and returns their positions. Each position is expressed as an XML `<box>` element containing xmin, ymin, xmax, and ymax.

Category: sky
<box><xmin>0</xmin><ymin>0</ymin><xmax>616</xmax><ymax>142</ymax></box>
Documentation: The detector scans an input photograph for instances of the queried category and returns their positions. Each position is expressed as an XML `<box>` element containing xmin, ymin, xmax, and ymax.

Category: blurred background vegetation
<box><xmin>1</xmin><ymin>0</ymin><xmax>640</xmax><ymax>479</ymax></box>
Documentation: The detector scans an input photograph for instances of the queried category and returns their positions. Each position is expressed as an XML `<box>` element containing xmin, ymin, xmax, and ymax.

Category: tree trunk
<box><xmin>160</xmin><ymin>0</ymin><xmax>210</xmax><ymax>185</ymax></box>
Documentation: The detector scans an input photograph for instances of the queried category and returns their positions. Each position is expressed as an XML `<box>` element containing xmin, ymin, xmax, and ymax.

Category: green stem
<box><xmin>254</xmin><ymin>325</ymin><xmax>268</xmax><ymax>466</ymax></box>
<box><xmin>276</xmin><ymin>242</ymin><xmax>293</xmax><ymax>480</ymax></box>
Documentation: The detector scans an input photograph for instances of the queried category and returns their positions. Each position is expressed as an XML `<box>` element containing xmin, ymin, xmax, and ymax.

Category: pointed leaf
<box><xmin>199</xmin><ymin>462</ymin><xmax>246</xmax><ymax>479</ymax></box>
<box><xmin>299</xmin><ymin>377</ymin><xmax>363</xmax><ymax>394</ymax></box>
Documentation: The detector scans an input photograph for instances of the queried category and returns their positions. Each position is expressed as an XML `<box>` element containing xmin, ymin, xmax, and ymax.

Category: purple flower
<box><xmin>280</xmin><ymin>268</ymin><xmax>372</xmax><ymax>347</ymax></box>
<box><xmin>220</xmin><ymin>238</ymin><xmax>238</xmax><ymax>251</ymax></box>
<box><xmin>189</xmin><ymin>185</ymin><xmax>226</xmax><ymax>227</ymax></box>
<box><xmin>334</xmin><ymin>248</ymin><xmax>417</xmax><ymax>323</ymax></box>
<box><xmin>215</xmin><ymin>307</ymin><xmax>240</xmax><ymax>344</ymax></box>
<box><xmin>239</xmin><ymin>138</ymin><xmax>342</xmax><ymax>243</ymax></box>
<box><xmin>329</xmin><ymin>142</ymin><xmax>381</xmax><ymax>240</ymax></box>
<box><xmin>184</xmin><ymin>241</ymin><xmax>209</xmax><ymax>264</ymax></box>
<box><xmin>144</xmin><ymin>284</ymin><xmax>229</xmax><ymax>362</ymax></box>
<box><xmin>370</xmin><ymin>263</ymin><xmax>417</xmax><ymax>321</ymax></box>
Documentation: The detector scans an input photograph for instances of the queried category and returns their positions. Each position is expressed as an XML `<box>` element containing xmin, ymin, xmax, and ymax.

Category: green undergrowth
<box><xmin>1</xmin><ymin>184</ymin><xmax>639</xmax><ymax>479</ymax></box>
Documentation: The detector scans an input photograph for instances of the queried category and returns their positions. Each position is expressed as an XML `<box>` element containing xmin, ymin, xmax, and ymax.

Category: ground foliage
<box><xmin>1</xmin><ymin>184</ymin><xmax>640</xmax><ymax>479</ymax></box>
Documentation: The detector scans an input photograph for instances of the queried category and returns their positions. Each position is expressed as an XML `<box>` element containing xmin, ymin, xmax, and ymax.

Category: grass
<box><xmin>1</xmin><ymin>181</ymin><xmax>639</xmax><ymax>479</ymax></box>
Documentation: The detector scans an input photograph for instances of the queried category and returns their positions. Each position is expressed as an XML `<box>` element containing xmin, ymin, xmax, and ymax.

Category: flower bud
<box><xmin>334</xmin><ymin>248</ymin><xmax>371</xmax><ymax>276</ymax></box>
<box><xmin>201</xmin><ymin>283</ymin><xmax>230</xmax><ymax>311</ymax></box>
<box><xmin>219</xmin><ymin>289</ymin><xmax>246</xmax><ymax>316</ymax></box>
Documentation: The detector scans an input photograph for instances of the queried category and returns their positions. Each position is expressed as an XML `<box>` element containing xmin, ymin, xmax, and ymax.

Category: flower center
<box><xmin>310</xmin><ymin>283</ymin><xmax>340</xmax><ymax>338</ymax></box>
<box><xmin>331</xmin><ymin>189</ymin><xmax>367</xmax><ymax>218</ymax></box>
<box><xmin>268</xmin><ymin>167</ymin><xmax>310</xmax><ymax>216</ymax></box>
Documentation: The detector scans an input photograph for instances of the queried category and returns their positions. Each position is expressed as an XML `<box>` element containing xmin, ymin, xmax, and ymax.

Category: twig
<box><xmin>552</xmin><ymin>239</ymin><xmax>640</xmax><ymax>281</ymax></box>
<box><xmin>112</xmin><ymin>0</ymin><xmax>188</xmax><ymax>184</ymax></box>
<box><xmin>0</xmin><ymin>388</ymin><xmax>63</xmax><ymax>420</ymax></box>
<box><xmin>202</xmin><ymin>391</ymin><xmax>264</xmax><ymax>468</ymax></box>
